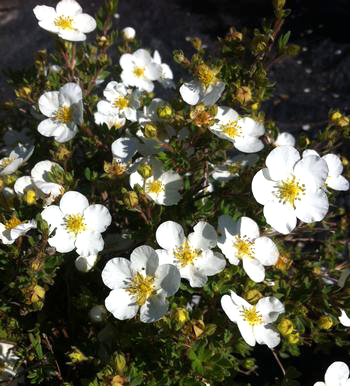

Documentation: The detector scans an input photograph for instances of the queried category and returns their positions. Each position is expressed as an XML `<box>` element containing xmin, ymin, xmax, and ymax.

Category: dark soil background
<box><xmin>0</xmin><ymin>0</ymin><xmax>349</xmax><ymax>384</ymax></box>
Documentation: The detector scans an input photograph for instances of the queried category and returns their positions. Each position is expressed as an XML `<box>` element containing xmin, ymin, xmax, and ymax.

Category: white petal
<box><xmin>221</xmin><ymin>294</ymin><xmax>239</xmax><ymax>322</ymax></box>
<box><xmin>339</xmin><ymin>309</ymin><xmax>350</xmax><ymax>327</ymax></box>
<box><xmin>111</xmin><ymin>137</ymin><xmax>139</xmax><ymax>163</ymax></box>
<box><xmin>242</xmin><ymin>257</ymin><xmax>265</xmax><ymax>282</ymax></box>
<box><xmin>313</xmin><ymin>382</ymin><xmax>326</xmax><ymax>386</ymax></box>
<box><xmin>251</xmin><ymin>168</ymin><xmax>276</xmax><ymax>205</ymax></box>
<box><xmin>237</xmin><ymin>320</ymin><xmax>256</xmax><ymax>346</ymax></box>
<box><xmin>41</xmin><ymin>205</ymin><xmax>64</xmax><ymax>232</ymax></box>
<box><xmin>323</xmin><ymin>154</ymin><xmax>343</xmax><ymax>176</ymax></box>
<box><xmin>105</xmin><ymin>288</ymin><xmax>138</xmax><ymax>320</ymax></box>
<box><xmin>253</xmin><ymin>237</ymin><xmax>279</xmax><ymax>265</ymax></box>
<box><xmin>33</xmin><ymin>5</ymin><xmax>56</xmax><ymax>21</ymax></box>
<box><xmin>53</xmin><ymin>124</ymin><xmax>78</xmax><ymax>143</ymax></box>
<box><xmin>133</xmin><ymin>48</ymin><xmax>152</xmax><ymax>65</ymax></box>
<box><xmin>73</xmin><ymin>13</ymin><xmax>96</xmax><ymax>33</ymax></box>
<box><xmin>266</xmin><ymin>146</ymin><xmax>300</xmax><ymax>181</ymax></box>
<box><xmin>184</xmin><ymin>265</ymin><xmax>208</xmax><ymax>287</ymax></box>
<box><xmin>179</xmin><ymin>80</ymin><xmax>201</xmax><ymax>105</ymax></box>
<box><xmin>229</xmin><ymin>291</ymin><xmax>252</xmax><ymax>308</ymax></box>
<box><xmin>83</xmin><ymin>204</ymin><xmax>111</xmax><ymax>233</ymax></box>
<box><xmin>303</xmin><ymin>149</ymin><xmax>319</xmax><ymax>157</ymax></box>
<box><xmin>155</xmin><ymin>249</ymin><xmax>175</xmax><ymax>266</ymax></box>
<box><xmin>14</xmin><ymin>176</ymin><xmax>33</xmax><ymax>195</ymax></box>
<box><xmin>254</xmin><ymin>325</ymin><xmax>281</xmax><ymax>348</ymax></box>
<box><xmin>102</xmin><ymin>257</ymin><xmax>132</xmax><ymax>289</ymax></box>
<box><xmin>31</xmin><ymin>160</ymin><xmax>61</xmax><ymax>181</ymax></box>
<box><xmin>140</xmin><ymin>294</ymin><xmax>168</xmax><ymax>323</ymax></box>
<box><xmin>217</xmin><ymin>214</ymin><xmax>238</xmax><ymax>244</ymax></box>
<box><xmin>264</xmin><ymin>200</ymin><xmax>297</xmax><ymax>234</ymax></box>
<box><xmin>234</xmin><ymin>136</ymin><xmax>264</xmax><ymax>153</ymax></box>
<box><xmin>56</xmin><ymin>0</ymin><xmax>82</xmax><ymax>16</ymax></box>
<box><xmin>75</xmin><ymin>254</ymin><xmax>98</xmax><ymax>272</ymax></box>
<box><xmin>48</xmin><ymin>226</ymin><xmax>75</xmax><ymax>253</ymax></box>
<box><xmin>201</xmin><ymin>81</ymin><xmax>225</xmax><ymax>106</ymax></box>
<box><xmin>256</xmin><ymin>297</ymin><xmax>285</xmax><ymax>324</ymax></box>
<box><xmin>294</xmin><ymin>189</ymin><xmax>329</xmax><ymax>223</ymax></box>
<box><xmin>145</xmin><ymin>63</ymin><xmax>162</xmax><ymax>81</ymax></box>
<box><xmin>294</xmin><ymin>155</ymin><xmax>328</xmax><ymax>190</ymax></box>
<box><xmin>59</xmin><ymin>82</ymin><xmax>82</xmax><ymax>106</ymax></box>
<box><xmin>325</xmin><ymin>362</ymin><xmax>350</xmax><ymax>386</ymax></box>
<box><xmin>75</xmin><ymin>230</ymin><xmax>104</xmax><ymax>257</ymax></box>
<box><xmin>59</xmin><ymin>30</ymin><xmax>87</xmax><ymax>42</ymax></box>
<box><xmin>156</xmin><ymin>221</ymin><xmax>185</xmax><ymax>251</ymax></box>
<box><xmin>194</xmin><ymin>250</ymin><xmax>226</xmax><ymax>276</ymax></box>
<box><xmin>38</xmin><ymin>119</ymin><xmax>62</xmax><ymax>138</ymax></box>
<box><xmin>237</xmin><ymin>217</ymin><xmax>260</xmax><ymax>239</ymax></box>
<box><xmin>240</xmin><ymin>117</ymin><xmax>265</xmax><ymax>137</ymax></box>
<box><xmin>327</xmin><ymin>175</ymin><xmax>349</xmax><ymax>191</ymax></box>
<box><xmin>38</xmin><ymin>91</ymin><xmax>59</xmax><ymax>117</ymax></box>
<box><xmin>275</xmin><ymin>132</ymin><xmax>295</xmax><ymax>147</ymax></box>
<box><xmin>59</xmin><ymin>191</ymin><xmax>89</xmax><ymax>215</ymax></box>
<box><xmin>130</xmin><ymin>245</ymin><xmax>159</xmax><ymax>276</ymax></box>
<box><xmin>188</xmin><ymin>221</ymin><xmax>217</xmax><ymax>250</ymax></box>
<box><xmin>154</xmin><ymin>264</ymin><xmax>181</xmax><ymax>296</ymax></box>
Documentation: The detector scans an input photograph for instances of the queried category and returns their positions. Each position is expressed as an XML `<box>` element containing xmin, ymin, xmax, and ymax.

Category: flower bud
<box><xmin>287</xmin><ymin>332</ymin><xmax>300</xmax><ymax>344</ymax></box>
<box><xmin>318</xmin><ymin>315</ymin><xmax>333</xmax><ymax>330</ymax></box>
<box><xmin>123</xmin><ymin>191</ymin><xmax>139</xmax><ymax>208</ymax></box>
<box><xmin>192</xmin><ymin>320</ymin><xmax>205</xmax><ymax>338</ymax></box>
<box><xmin>24</xmin><ymin>189</ymin><xmax>37</xmax><ymax>205</ymax></box>
<box><xmin>144</xmin><ymin>123</ymin><xmax>158</xmax><ymax>138</ymax></box>
<box><xmin>31</xmin><ymin>285</ymin><xmax>45</xmax><ymax>303</ymax></box>
<box><xmin>122</xmin><ymin>27</ymin><xmax>136</xmax><ymax>40</ymax></box>
<box><xmin>278</xmin><ymin>319</ymin><xmax>294</xmax><ymax>336</ymax></box>
<box><xmin>67</xmin><ymin>347</ymin><xmax>88</xmax><ymax>363</ymax></box>
<box><xmin>275</xmin><ymin>255</ymin><xmax>292</xmax><ymax>272</ymax></box>
<box><xmin>157</xmin><ymin>105</ymin><xmax>173</xmax><ymax>120</ymax></box>
<box><xmin>244</xmin><ymin>289</ymin><xmax>263</xmax><ymax>304</ymax></box>
<box><xmin>236</xmin><ymin>86</ymin><xmax>252</xmax><ymax>104</ymax></box>
<box><xmin>114</xmin><ymin>353</ymin><xmax>127</xmax><ymax>374</ymax></box>
<box><xmin>243</xmin><ymin>358</ymin><xmax>255</xmax><ymax>369</ymax></box>
<box><xmin>137</xmin><ymin>163</ymin><xmax>153</xmax><ymax>179</ymax></box>
<box><xmin>176</xmin><ymin>308</ymin><xmax>189</xmax><ymax>324</ymax></box>
<box><xmin>173</xmin><ymin>50</ymin><xmax>185</xmax><ymax>64</ymax></box>
<box><xmin>273</xmin><ymin>0</ymin><xmax>286</xmax><ymax>10</ymax></box>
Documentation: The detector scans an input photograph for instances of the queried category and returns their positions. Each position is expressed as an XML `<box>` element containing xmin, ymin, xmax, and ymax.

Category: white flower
<box><xmin>94</xmin><ymin>102</ymin><xmax>126</xmax><ymax>130</ymax></box>
<box><xmin>211</xmin><ymin>154</ymin><xmax>258</xmax><ymax>182</ymax></box>
<box><xmin>221</xmin><ymin>291</ymin><xmax>284</xmax><ymax>348</ymax></box>
<box><xmin>112</xmin><ymin>136</ymin><xmax>139</xmax><ymax>164</ymax></box>
<box><xmin>75</xmin><ymin>254</ymin><xmax>98</xmax><ymax>272</ymax></box>
<box><xmin>102</xmin><ymin>245</ymin><xmax>181</xmax><ymax>323</ymax></box>
<box><xmin>303</xmin><ymin>150</ymin><xmax>349</xmax><ymax>191</ymax></box>
<box><xmin>275</xmin><ymin>132</ymin><xmax>296</xmax><ymax>147</ymax></box>
<box><xmin>153</xmin><ymin>50</ymin><xmax>175</xmax><ymax>89</ymax></box>
<box><xmin>122</xmin><ymin>26</ymin><xmax>136</xmax><ymax>40</ymax></box>
<box><xmin>339</xmin><ymin>309</ymin><xmax>350</xmax><ymax>327</ymax></box>
<box><xmin>252</xmin><ymin>146</ymin><xmax>329</xmax><ymax>234</ymax></box>
<box><xmin>0</xmin><ymin>143</ymin><xmax>34</xmax><ymax>176</ymax></box>
<box><xmin>180</xmin><ymin>63</ymin><xmax>225</xmax><ymax>106</ymax></box>
<box><xmin>33</xmin><ymin>0</ymin><xmax>96</xmax><ymax>42</ymax></box>
<box><xmin>41</xmin><ymin>191</ymin><xmax>111</xmax><ymax>256</ymax></box>
<box><xmin>99</xmin><ymin>81</ymin><xmax>141</xmax><ymax>123</ymax></box>
<box><xmin>209</xmin><ymin>107</ymin><xmax>264</xmax><ymax>153</ymax></box>
<box><xmin>14</xmin><ymin>160</ymin><xmax>64</xmax><ymax>206</ymax></box>
<box><xmin>120</xmin><ymin>49</ymin><xmax>162</xmax><ymax>92</ymax></box>
<box><xmin>0</xmin><ymin>216</ymin><xmax>37</xmax><ymax>245</ymax></box>
<box><xmin>314</xmin><ymin>361</ymin><xmax>350</xmax><ymax>386</ymax></box>
<box><xmin>38</xmin><ymin>83</ymin><xmax>83</xmax><ymax>143</ymax></box>
<box><xmin>156</xmin><ymin>221</ymin><xmax>226</xmax><ymax>287</ymax></box>
<box><xmin>218</xmin><ymin>215</ymin><xmax>279</xmax><ymax>282</ymax></box>
<box><xmin>129</xmin><ymin>158</ymin><xmax>183</xmax><ymax>206</ymax></box>
<box><xmin>0</xmin><ymin>342</ymin><xmax>20</xmax><ymax>383</ymax></box>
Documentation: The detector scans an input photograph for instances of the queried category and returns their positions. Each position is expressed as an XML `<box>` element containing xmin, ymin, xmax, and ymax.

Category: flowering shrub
<box><xmin>0</xmin><ymin>0</ymin><xmax>350</xmax><ymax>384</ymax></box>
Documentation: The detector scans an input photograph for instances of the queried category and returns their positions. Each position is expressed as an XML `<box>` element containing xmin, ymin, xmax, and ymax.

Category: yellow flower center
<box><xmin>174</xmin><ymin>240</ymin><xmax>201</xmax><ymax>267</ymax></box>
<box><xmin>54</xmin><ymin>15</ymin><xmax>75</xmax><ymax>31</ymax></box>
<box><xmin>133</xmin><ymin>66</ymin><xmax>145</xmax><ymax>78</ymax></box>
<box><xmin>54</xmin><ymin>106</ymin><xmax>73</xmax><ymax>124</ymax></box>
<box><xmin>233</xmin><ymin>237</ymin><xmax>254</xmax><ymax>259</ymax></box>
<box><xmin>65</xmin><ymin>214</ymin><xmax>86</xmax><ymax>235</ymax></box>
<box><xmin>114</xmin><ymin>96</ymin><xmax>129</xmax><ymax>110</ymax></box>
<box><xmin>126</xmin><ymin>272</ymin><xmax>155</xmax><ymax>305</ymax></box>
<box><xmin>4</xmin><ymin>215</ymin><xmax>22</xmax><ymax>230</ymax></box>
<box><xmin>275</xmin><ymin>176</ymin><xmax>305</xmax><ymax>208</ymax></box>
<box><xmin>146</xmin><ymin>180</ymin><xmax>164</xmax><ymax>196</ymax></box>
<box><xmin>197</xmin><ymin>64</ymin><xmax>217</xmax><ymax>88</ymax></box>
<box><xmin>222</xmin><ymin>121</ymin><xmax>242</xmax><ymax>139</ymax></box>
<box><xmin>241</xmin><ymin>306</ymin><xmax>263</xmax><ymax>326</ymax></box>
<box><xmin>0</xmin><ymin>158</ymin><xmax>12</xmax><ymax>169</ymax></box>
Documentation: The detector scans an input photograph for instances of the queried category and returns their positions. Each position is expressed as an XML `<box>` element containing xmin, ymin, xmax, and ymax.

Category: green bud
<box><xmin>123</xmin><ymin>191</ymin><xmax>139</xmax><ymax>208</ymax></box>
<box><xmin>278</xmin><ymin>319</ymin><xmax>294</xmax><ymax>336</ymax></box>
<box><xmin>114</xmin><ymin>353</ymin><xmax>126</xmax><ymax>375</ymax></box>
<box><xmin>144</xmin><ymin>123</ymin><xmax>158</xmax><ymax>138</ymax></box>
<box><xmin>157</xmin><ymin>105</ymin><xmax>173</xmax><ymax>120</ymax></box>
<box><xmin>137</xmin><ymin>163</ymin><xmax>153</xmax><ymax>179</ymax></box>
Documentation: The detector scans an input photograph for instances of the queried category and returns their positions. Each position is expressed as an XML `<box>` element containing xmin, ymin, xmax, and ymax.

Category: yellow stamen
<box><xmin>174</xmin><ymin>240</ymin><xmax>201</xmax><ymax>267</ymax></box>
<box><xmin>233</xmin><ymin>237</ymin><xmax>254</xmax><ymax>259</ymax></box>
<box><xmin>133</xmin><ymin>66</ymin><xmax>145</xmax><ymax>78</ymax></box>
<box><xmin>197</xmin><ymin>64</ymin><xmax>217</xmax><ymax>88</ymax></box>
<box><xmin>5</xmin><ymin>215</ymin><xmax>22</xmax><ymax>230</ymax></box>
<box><xmin>0</xmin><ymin>158</ymin><xmax>12</xmax><ymax>169</ymax></box>
<box><xmin>114</xmin><ymin>96</ymin><xmax>129</xmax><ymax>110</ymax></box>
<box><xmin>126</xmin><ymin>272</ymin><xmax>155</xmax><ymax>305</ymax></box>
<box><xmin>275</xmin><ymin>176</ymin><xmax>305</xmax><ymax>208</ymax></box>
<box><xmin>54</xmin><ymin>15</ymin><xmax>75</xmax><ymax>31</ymax></box>
<box><xmin>241</xmin><ymin>306</ymin><xmax>263</xmax><ymax>326</ymax></box>
<box><xmin>222</xmin><ymin>121</ymin><xmax>242</xmax><ymax>139</ymax></box>
<box><xmin>54</xmin><ymin>106</ymin><xmax>73</xmax><ymax>124</ymax></box>
<box><xmin>65</xmin><ymin>214</ymin><xmax>86</xmax><ymax>235</ymax></box>
<box><xmin>146</xmin><ymin>180</ymin><xmax>164</xmax><ymax>196</ymax></box>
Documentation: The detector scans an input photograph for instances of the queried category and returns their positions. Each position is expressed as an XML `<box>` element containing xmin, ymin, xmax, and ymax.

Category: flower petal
<box><xmin>234</xmin><ymin>136</ymin><xmax>264</xmax><ymax>153</ymax></box>
<box><xmin>111</xmin><ymin>137</ymin><xmax>139</xmax><ymax>163</ymax></box>
<box><xmin>102</xmin><ymin>257</ymin><xmax>132</xmax><ymax>289</ymax></box>
<box><xmin>194</xmin><ymin>250</ymin><xmax>226</xmax><ymax>277</ymax></box>
<box><xmin>48</xmin><ymin>226</ymin><xmax>75</xmax><ymax>253</ymax></box>
<box><xmin>237</xmin><ymin>320</ymin><xmax>256</xmax><ymax>346</ymax></box>
<box><xmin>59</xmin><ymin>191</ymin><xmax>89</xmax><ymax>215</ymax></box>
<box><xmin>256</xmin><ymin>297</ymin><xmax>285</xmax><ymax>324</ymax></box>
<box><xmin>140</xmin><ymin>294</ymin><xmax>168</xmax><ymax>323</ymax></box>
<box><xmin>83</xmin><ymin>204</ymin><xmax>111</xmax><ymax>233</ymax></box>
<box><xmin>339</xmin><ymin>309</ymin><xmax>350</xmax><ymax>327</ymax></box>
<box><xmin>266</xmin><ymin>146</ymin><xmax>300</xmax><ymax>181</ymax></box>
<box><xmin>38</xmin><ymin>119</ymin><xmax>62</xmax><ymax>138</ymax></box>
<box><xmin>325</xmin><ymin>362</ymin><xmax>350</xmax><ymax>386</ymax></box>
<box><xmin>179</xmin><ymin>80</ymin><xmax>201</xmax><ymax>105</ymax></box>
<box><xmin>242</xmin><ymin>257</ymin><xmax>265</xmax><ymax>282</ymax></box>
<box><xmin>75</xmin><ymin>254</ymin><xmax>98</xmax><ymax>272</ymax></box>
<box><xmin>105</xmin><ymin>288</ymin><xmax>138</xmax><ymax>320</ymax></box>
<box><xmin>41</xmin><ymin>205</ymin><xmax>64</xmax><ymax>232</ymax></box>
<box><xmin>188</xmin><ymin>221</ymin><xmax>217</xmax><ymax>250</ymax></box>
<box><xmin>75</xmin><ymin>230</ymin><xmax>104</xmax><ymax>257</ymax></box>
<box><xmin>73</xmin><ymin>13</ymin><xmax>96</xmax><ymax>33</ymax></box>
<box><xmin>130</xmin><ymin>245</ymin><xmax>159</xmax><ymax>276</ymax></box>
<box><xmin>38</xmin><ymin>91</ymin><xmax>60</xmax><ymax>117</ymax></box>
<box><xmin>237</xmin><ymin>216</ymin><xmax>260</xmax><ymax>239</ymax></box>
<box><xmin>294</xmin><ymin>189</ymin><xmax>329</xmax><ymax>223</ymax></box>
<box><xmin>154</xmin><ymin>264</ymin><xmax>181</xmax><ymax>296</ymax></box>
<box><xmin>263</xmin><ymin>200</ymin><xmax>297</xmax><ymax>234</ymax></box>
<box><xmin>294</xmin><ymin>155</ymin><xmax>328</xmax><ymax>190</ymax></box>
<box><xmin>254</xmin><ymin>325</ymin><xmax>281</xmax><ymax>348</ymax></box>
<box><xmin>201</xmin><ymin>81</ymin><xmax>225</xmax><ymax>106</ymax></box>
<box><xmin>156</xmin><ymin>221</ymin><xmax>185</xmax><ymax>251</ymax></box>
<box><xmin>221</xmin><ymin>294</ymin><xmax>240</xmax><ymax>322</ymax></box>
<box><xmin>56</xmin><ymin>0</ymin><xmax>82</xmax><ymax>16</ymax></box>
<box><xmin>327</xmin><ymin>175</ymin><xmax>349</xmax><ymax>191</ymax></box>
<box><xmin>251</xmin><ymin>168</ymin><xmax>276</xmax><ymax>205</ymax></box>
<box><xmin>253</xmin><ymin>236</ymin><xmax>279</xmax><ymax>265</ymax></box>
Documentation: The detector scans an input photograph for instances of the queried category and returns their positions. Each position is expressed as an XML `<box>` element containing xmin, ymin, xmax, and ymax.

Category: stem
<box><xmin>270</xmin><ymin>349</ymin><xmax>286</xmax><ymax>376</ymax></box>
